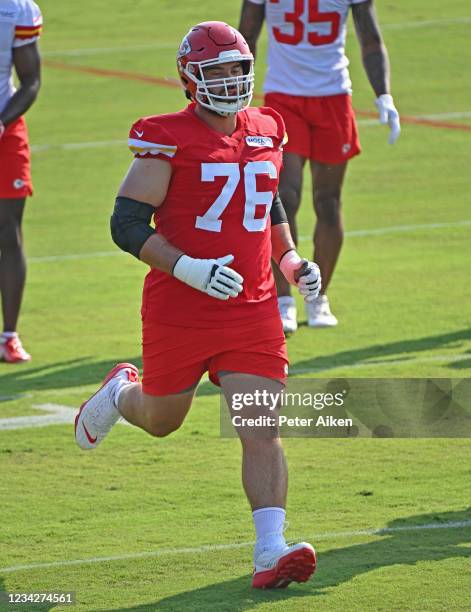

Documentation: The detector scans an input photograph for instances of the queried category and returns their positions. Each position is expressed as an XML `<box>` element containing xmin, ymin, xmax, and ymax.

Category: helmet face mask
<box><xmin>177</xmin><ymin>22</ymin><xmax>255</xmax><ymax>117</ymax></box>
<box><xmin>187</xmin><ymin>54</ymin><xmax>254</xmax><ymax>116</ymax></box>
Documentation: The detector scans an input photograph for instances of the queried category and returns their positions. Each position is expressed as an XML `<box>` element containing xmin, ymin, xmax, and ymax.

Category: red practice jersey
<box><xmin>128</xmin><ymin>103</ymin><xmax>286</xmax><ymax>327</ymax></box>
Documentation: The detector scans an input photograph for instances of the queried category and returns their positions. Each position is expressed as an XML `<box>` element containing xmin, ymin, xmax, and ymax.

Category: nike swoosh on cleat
<box><xmin>82</xmin><ymin>422</ymin><xmax>97</xmax><ymax>444</ymax></box>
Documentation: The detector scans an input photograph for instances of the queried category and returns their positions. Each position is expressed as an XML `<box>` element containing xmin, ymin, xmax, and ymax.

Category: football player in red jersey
<box><xmin>239</xmin><ymin>0</ymin><xmax>400</xmax><ymax>332</ymax></box>
<box><xmin>0</xmin><ymin>0</ymin><xmax>42</xmax><ymax>363</ymax></box>
<box><xmin>75</xmin><ymin>22</ymin><xmax>320</xmax><ymax>588</ymax></box>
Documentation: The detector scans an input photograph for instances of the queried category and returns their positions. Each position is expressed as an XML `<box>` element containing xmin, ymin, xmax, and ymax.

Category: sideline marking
<box><xmin>1</xmin><ymin>519</ymin><xmax>469</xmax><ymax>574</ymax></box>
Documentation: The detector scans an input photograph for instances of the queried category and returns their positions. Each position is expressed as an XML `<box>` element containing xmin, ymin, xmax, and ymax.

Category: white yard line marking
<box><xmin>1</xmin><ymin>519</ymin><xmax>469</xmax><ymax>574</ymax></box>
<box><xmin>27</xmin><ymin>220</ymin><xmax>471</xmax><ymax>264</ymax></box>
<box><xmin>344</xmin><ymin>220</ymin><xmax>471</xmax><ymax>237</ymax></box>
<box><xmin>31</xmin><ymin>139</ymin><xmax>126</xmax><ymax>153</ymax></box>
<box><xmin>29</xmin><ymin>250</ymin><xmax>124</xmax><ymax>263</ymax></box>
<box><xmin>299</xmin><ymin>220</ymin><xmax>471</xmax><ymax>241</ymax></box>
<box><xmin>60</xmin><ymin>139</ymin><xmax>125</xmax><ymax>151</ymax></box>
<box><xmin>0</xmin><ymin>404</ymin><xmax>76</xmax><ymax>430</ymax></box>
<box><xmin>0</xmin><ymin>404</ymin><xmax>134</xmax><ymax>430</ymax></box>
<box><xmin>39</xmin><ymin>18</ymin><xmax>471</xmax><ymax>58</ymax></box>
<box><xmin>381</xmin><ymin>16</ymin><xmax>471</xmax><ymax>30</ymax></box>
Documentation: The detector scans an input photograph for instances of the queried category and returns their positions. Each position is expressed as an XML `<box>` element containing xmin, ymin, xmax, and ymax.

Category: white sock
<box><xmin>113</xmin><ymin>381</ymin><xmax>133</xmax><ymax>413</ymax></box>
<box><xmin>278</xmin><ymin>296</ymin><xmax>295</xmax><ymax>307</ymax></box>
<box><xmin>253</xmin><ymin>507</ymin><xmax>287</xmax><ymax>555</ymax></box>
<box><xmin>1</xmin><ymin>331</ymin><xmax>18</xmax><ymax>339</ymax></box>
<box><xmin>95</xmin><ymin>379</ymin><xmax>123</xmax><ymax>429</ymax></box>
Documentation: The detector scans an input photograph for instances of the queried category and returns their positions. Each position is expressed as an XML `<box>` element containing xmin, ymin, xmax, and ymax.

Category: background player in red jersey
<box><xmin>239</xmin><ymin>0</ymin><xmax>400</xmax><ymax>332</ymax></box>
<box><xmin>0</xmin><ymin>0</ymin><xmax>42</xmax><ymax>362</ymax></box>
<box><xmin>75</xmin><ymin>22</ymin><xmax>321</xmax><ymax>589</ymax></box>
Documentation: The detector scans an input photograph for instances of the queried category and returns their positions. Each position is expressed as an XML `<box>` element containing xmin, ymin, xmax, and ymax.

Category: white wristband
<box><xmin>173</xmin><ymin>255</ymin><xmax>209</xmax><ymax>290</ymax></box>
<box><xmin>279</xmin><ymin>250</ymin><xmax>302</xmax><ymax>285</ymax></box>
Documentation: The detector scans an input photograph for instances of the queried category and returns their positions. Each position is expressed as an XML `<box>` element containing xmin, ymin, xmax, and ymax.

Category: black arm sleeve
<box><xmin>270</xmin><ymin>191</ymin><xmax>288</xmax><ymax>226</ymax></box>
<box><xmin>110</xmin><ymin>196</ymin><xmax>156</xmax><ymax>259</ymax></box>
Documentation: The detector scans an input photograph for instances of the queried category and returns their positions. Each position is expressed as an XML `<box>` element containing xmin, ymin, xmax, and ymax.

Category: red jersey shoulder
<box><xmin>242</xmin><ymin>106</ymin><xmax>286</xmax><ymax>149</ymax></box>
<box><xmin>128</xmin><ymin>110</ymin><xmax>191</xmax><ymax>160</ymax></box>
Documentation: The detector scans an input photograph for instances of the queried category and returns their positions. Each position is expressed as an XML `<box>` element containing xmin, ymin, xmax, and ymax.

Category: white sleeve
<box><xmin>13</xmin><ymin>0</ymin><xmax>43</xmax><ymax>48</ymax></box>
<box><xmin>246</xmin><ymin>0</ymin><xmax>265</xmax><ymax>4</ymax></box>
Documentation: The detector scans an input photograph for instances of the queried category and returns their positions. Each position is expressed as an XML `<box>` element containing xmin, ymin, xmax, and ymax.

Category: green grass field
<box><xmin>1</xmin><ymin>0</ymin><xmax>470</xmax><ymax>609</ymax></box>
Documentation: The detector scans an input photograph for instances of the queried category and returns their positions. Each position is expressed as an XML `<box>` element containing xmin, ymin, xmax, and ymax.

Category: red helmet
<box><xmin>177</xmin><ymin>21</ymin><xmax>254</xmax><ymax>116</ymax></box>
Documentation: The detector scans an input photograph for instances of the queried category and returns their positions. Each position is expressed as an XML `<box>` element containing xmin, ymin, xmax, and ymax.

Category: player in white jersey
<box><xmin>239</xmin><ymin>0</ymin><xmax>400</xmax><ymax>331</ymax></box>
<box><xmin>0</xmin><ymin>0</ymin><xmax>42</xmax><ymax>362</ymax></box>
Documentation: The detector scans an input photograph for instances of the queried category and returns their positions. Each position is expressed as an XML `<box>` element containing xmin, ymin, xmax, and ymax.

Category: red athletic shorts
<box><xmin>264</xmin><ymin>92</ymin><xmax>361</xmax><ymax>165</ymax></box>
<box><xmin>0</xmin><ymin>116</ymin><xmax>33</xmax><ymax>199</ymax></box>
<box><xmin>142</xmin><ymin>315</ymin><xmax>288</xmax><ymax>396</ymax></box>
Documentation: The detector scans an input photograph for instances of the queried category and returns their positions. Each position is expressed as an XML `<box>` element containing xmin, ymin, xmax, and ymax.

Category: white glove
<box><xmin>375</xmin><ymin>94</ymin><xmax>401</xmax><ymax>144</ymax></box>
<box><xmin>0</xmin><ymin>120</ymin><xmax>5</xmax><ymax>141</ymax></box>
<box><xmin>279</xmin><ymin>250</ymin><xmax>321</xmax><ymax>303</ymax></box>
<box><xmin>173</xmin><ymin>253</ymin><xmax>244</xmax><ymax>301</ymax></box>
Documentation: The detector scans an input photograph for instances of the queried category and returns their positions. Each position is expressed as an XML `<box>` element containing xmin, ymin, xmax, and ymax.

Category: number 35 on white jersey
<box><xmin>248</xmin><ymin>0</ymin><xmax>368</xmax><ymax>96</ymax></box>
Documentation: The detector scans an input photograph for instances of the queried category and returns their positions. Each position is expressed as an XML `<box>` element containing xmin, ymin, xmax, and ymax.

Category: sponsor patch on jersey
<box><xmin>246</xmin><ymin>136</ymin><xmax>273</xmax><ymax>148</ymax></box>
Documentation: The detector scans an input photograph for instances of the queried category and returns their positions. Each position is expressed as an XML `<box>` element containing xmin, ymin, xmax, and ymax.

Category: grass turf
<box><xmin>1</xmin><ymin>0</ymin><xmax>470</xmax><ymax>609</ymax></box>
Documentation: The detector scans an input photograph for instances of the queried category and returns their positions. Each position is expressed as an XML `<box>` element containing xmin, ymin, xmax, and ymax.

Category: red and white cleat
<box><xmin>0</xmin><ymin>335</ymin><xmax>31</xmax><ymax>363</ymax></box>
<box><xmin>75</xmin><ymin>363</ymin><xmax>139</xmax><ymax>450</ymax></box>
<box><xmin>252</xmin><ymin>542</ymin><xmax>317</xmax><ymax>589</ymax></box>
